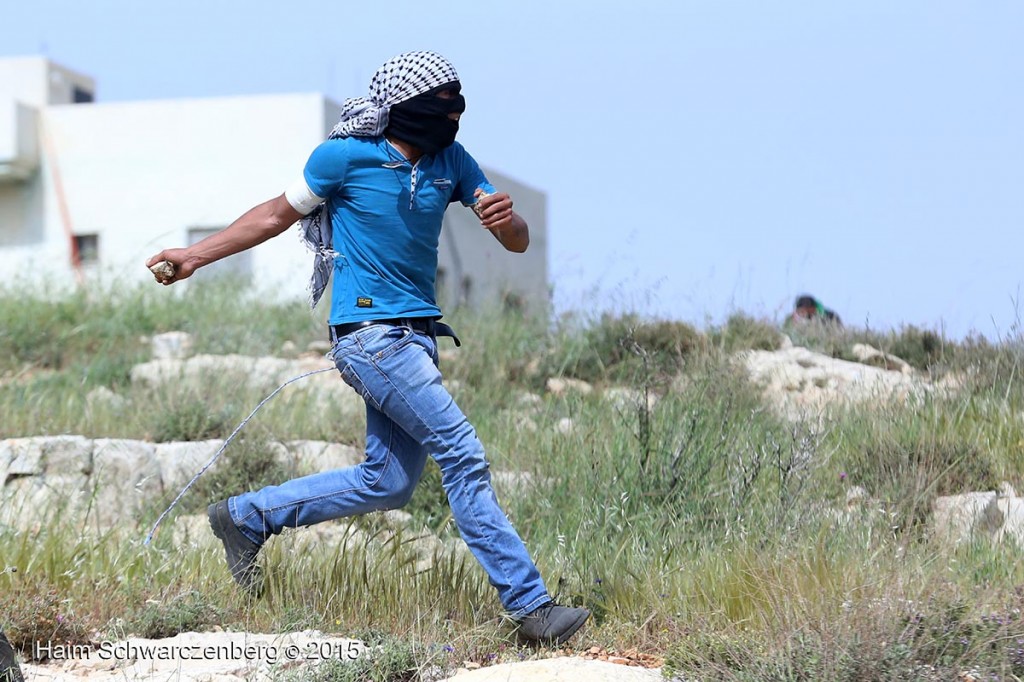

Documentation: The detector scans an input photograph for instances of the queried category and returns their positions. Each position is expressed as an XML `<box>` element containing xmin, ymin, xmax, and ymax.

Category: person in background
<box><xmin>787</xmin><ymin>294</ymin><xmax>842</xmax><ymax>327</ymax></box>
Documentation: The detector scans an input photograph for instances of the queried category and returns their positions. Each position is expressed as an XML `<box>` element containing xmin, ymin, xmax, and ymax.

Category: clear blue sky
<box><xmin>3</xmin><ymin>0</ymin><xmax>1022</xmax><ymax>339</ymax></box>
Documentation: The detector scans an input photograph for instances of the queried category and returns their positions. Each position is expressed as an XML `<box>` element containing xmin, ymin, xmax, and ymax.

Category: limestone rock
<box><xmin>91</xmin><ymin>439</ymin><xmax>161</xmax><ymax>526</ymax></box>
<box><xmin>382</xmin><ymin>509</ymin><xmax>415</xmax><ymax>527</ymax></box>
<box><xmin>850</xmin><ymin>343</ymin><xmax>913</xmax><ymax>374</ymax></box>
<box><xmin>492</xmin><ymin>470</ymin><xmax>551</xmax><ymax>496</ymax></box>
<box><xmin>603</xmin><ymin>386</ymin><xmax>659</xmax><ymax>412</ymax></box>
<box><xmin>932</xmin><ymin>483</ymin><xmax>1023</xmax><ymax>544</ymax></box>
<box><xmin>407</xmin><ymin>528</ymin><xmax>447</xmax><ymax>573</ymax></box>
<box><xmin>283</xmin><ymin>439</ymin><xmax>363</xmax><ymax>474</ymax></box>
<box><xmin>514</xmin><ymin>391</ymin><xmax>544</xmax><ymax>410</ymax></box>
<box><xmin>151</xmin><ymin>331</ymin><xmax>193</xmax><ymax>360</ymax></box>
<box><xmin>3</xmin><ymin>436</ymin><xmax>93</xmax><ymax>477</ymax></box>
<box><xmin>1</xmin><ymin>473</ymin><xmax>91</xmax><ymax>529</ymax></box>
<box><xmin>279</xmin><ymin>519</ymin><xmax>369</xmax><ymax>556</ymax></box>
<box><xmin>86</xmin><ymin>386</ymin><xmax>128</xmax><ymax>412</ymax></box>
<box><xmin>307</xmin><ymin>339</ymin><xmax>333</xmax><ymax>355</ymax></box>
<box><xmin>846</xmin><ymin>485</ymin><xmax>869</xmax><ymax>508</ymax></box>
<box><xmin>155</xmin><ymin>440</ymin><xmax>223</xmax><ymax>492</ymax></box>
<box><xmin>740</xmin><ymin>346</ymin><xmax>933</xmax><ymax>421</ymax></box>
<box><xmin>130</xmin><ymin>353</ymin><xmax>364</xmax><ymax>418</ymax></box>
<box><xmin>1002</xmin><ymin>498</ymin><xmax>1024</xmax><ymax>544</ymax></box>
<box><xmin>514</xmin><ymin>416</ymin><xmax>539</xmax><ymax>433</ymax></box>
<box><xmin>44</xmin><ymin>435</ymin><xmax>94</xmax><ymax>475</ymax></box>
<box><xmin>669</xmin><ymin>372</ymin><xmax>690</xmax><ymax>396</ymax></box>
<box><xmin>546</xmin><ymin>377</ymin><xmax>594</xmax><ymax>397</ymax></box>
<box><xmin>172</xmin><ymin>512</ymin><xmax>219</xmax><ymax>549</ymax></box>
<box><xmin>0</xmin><ymin>442</ymin><xmax>10</xmax><ymax>485</ymax></box>
<box><xmin>131</xmin><ymin>354</ymin><xmax>257</xmax><ymax>389</ymax></box>
<box><xmin>0</xmin><ymin>437</ymin><xmax>369</xmax><ymax>531</ymax></box>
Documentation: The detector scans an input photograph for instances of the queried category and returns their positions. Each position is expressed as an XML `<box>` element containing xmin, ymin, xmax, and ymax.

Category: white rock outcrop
<box><xmin>850</xmin><ymin>343</ymin><xmax>913</xmax><ymax>374</ymax></box>
<box><xmin>91</xmin><ymin>439</ymin><xmax>163</xmax><ymax>526</ymax></box>
<box><xmin>151</xmin><ymin>331</ymin><xmax>194</xmax><ymax>360</ymax></box>
<box><xmin>740</xmin><ymin>346</ymin><xmax>933</xmax><ymax>420</ymax></box>
<box><xmin>545</xmin><ymin>377</ymin><xmax>594</xmax><ymax>397</ymax></box>
<box><xmin>0</xmin><ymin>437</ymin><xmax>361</xmax><ymax>531</ymax></box>
<box><xmin>603</xmin><ymin>386</ymin><xmax>659</xmax><ymax>412</ymax></box>
<box><xmin>932</xmin><ymin>483</ymin><xmax>1024</xmax><ymax>544</ymax></box>
<box><xmin>130</xmin><ymin>354</ymin><xmax>364</xmax><ymax>416</ymax></box>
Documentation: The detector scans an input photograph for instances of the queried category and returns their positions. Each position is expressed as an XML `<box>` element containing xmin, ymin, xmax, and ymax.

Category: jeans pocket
<box><xmin>372</xmin><ymin>326</ymin><xmax>416</xmax><ymax>363</ymax></box>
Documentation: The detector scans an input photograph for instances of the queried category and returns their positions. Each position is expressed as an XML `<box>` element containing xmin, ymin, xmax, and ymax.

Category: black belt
<box><xmin>330</xmin><ymin>317</ymin><xmax>461</xmax><ymax>347</ymax></box>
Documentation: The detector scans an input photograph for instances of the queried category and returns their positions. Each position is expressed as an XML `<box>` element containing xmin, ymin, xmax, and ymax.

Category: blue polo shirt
<box><xmin>300</xmin><ymin>136</ymin><xmax>494</xmax><ymax>325</ymax></box>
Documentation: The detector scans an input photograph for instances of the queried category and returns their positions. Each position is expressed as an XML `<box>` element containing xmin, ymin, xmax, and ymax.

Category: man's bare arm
<box><xmin>488</xmin><ymin>212</ymin><xmax>529</xmax><ymax>253</ymax></box>
<box><xmin>146</xmin><ymin>194</ymin><xmax>304</xmax><ymax>284</ymax></box>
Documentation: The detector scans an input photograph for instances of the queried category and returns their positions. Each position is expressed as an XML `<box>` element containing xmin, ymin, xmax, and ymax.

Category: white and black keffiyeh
<box><xmin>300</xmin><ymin>51</ymin><xmax>460</xmax><ymax>309</ymax></box>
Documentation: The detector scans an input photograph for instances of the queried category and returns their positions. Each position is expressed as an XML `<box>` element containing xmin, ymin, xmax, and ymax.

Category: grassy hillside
<box><xmin>2</xmin><ymin>281</ymin><xmax>1023</xmax><ymax>680</ymax></box>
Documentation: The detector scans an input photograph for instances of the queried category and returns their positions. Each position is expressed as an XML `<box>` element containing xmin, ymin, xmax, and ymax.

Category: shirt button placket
<box><xmin>409</xmin><ymin>165</ymin><xmax>418</xmax><ymax>210</ymax></box>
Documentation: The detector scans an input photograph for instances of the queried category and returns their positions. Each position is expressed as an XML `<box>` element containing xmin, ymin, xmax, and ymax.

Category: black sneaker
<box><xmin>516</xmin><ymin>602</ymin><xmax>590</xmax><ymax>645</ymax></box>
<box><xmin>0</xmin><ymin>629</ymin><xmax>24</xmax><ymax>682</ymax></box>
<box><xmin>207</xmin><ymin>500</ymin><xmax>263</xmax><ymax>595</ymax></box>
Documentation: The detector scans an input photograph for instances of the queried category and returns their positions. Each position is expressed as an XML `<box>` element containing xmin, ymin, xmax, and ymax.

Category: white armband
<box><xmin>284</xmin><ymin>177</ymin><xmax>324</xmax><ymax>215</ymax></box>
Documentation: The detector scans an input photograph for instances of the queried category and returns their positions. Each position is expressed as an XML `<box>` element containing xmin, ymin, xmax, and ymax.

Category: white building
<box><xmin>0</xmin><ymin>56</ymin><xmax>548</xmax><ymax>311</ymax></box>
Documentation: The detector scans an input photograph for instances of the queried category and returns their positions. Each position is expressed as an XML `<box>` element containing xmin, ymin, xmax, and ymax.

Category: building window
<box><xmin>74</xmin><ymin>234</ymin><xmax>99</xmax><ymax>265</ymax></box>
<box><xmin>72</xmin><ymin>86</ymin><xmax>94</xmax><ymax>104</ymax></box>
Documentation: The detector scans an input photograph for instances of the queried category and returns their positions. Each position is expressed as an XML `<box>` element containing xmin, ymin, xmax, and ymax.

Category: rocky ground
<box><xmin>5</xmin><ymin>332</ymin><xmax>1013</xmax><ymax>681</ymax></box>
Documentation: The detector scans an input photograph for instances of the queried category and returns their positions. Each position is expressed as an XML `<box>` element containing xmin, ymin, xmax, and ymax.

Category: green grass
<box><xmin>2</xmin><ymin>281</ymin><xmax>1024</xmax><ymax>680</ymax></box>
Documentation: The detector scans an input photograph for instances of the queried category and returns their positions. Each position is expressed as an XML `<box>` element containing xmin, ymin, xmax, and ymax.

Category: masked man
<box><xmin>147</xmin><ymin>51</ymin><xmax>589</xmax><ymax>645</ymax></box>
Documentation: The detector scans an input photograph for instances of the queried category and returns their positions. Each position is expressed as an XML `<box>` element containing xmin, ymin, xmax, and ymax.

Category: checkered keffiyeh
<box><xmin>300</xmin><ymin>51</ymin><xmax>460</xmax><ymax>309</ymax></box>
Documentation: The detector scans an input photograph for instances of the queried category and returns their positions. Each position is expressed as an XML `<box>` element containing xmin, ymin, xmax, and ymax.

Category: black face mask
<box><xmin>386</xmin><ymin>82</ymin><xmax>466</xmax><ymax>155</ymax></box>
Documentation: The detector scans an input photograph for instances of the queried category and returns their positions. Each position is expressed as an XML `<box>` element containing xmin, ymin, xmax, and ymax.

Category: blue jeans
<box><xmin>230</xmin><ymin>323</ymin><xmax>551</xmax><ymax>616</ymax></box>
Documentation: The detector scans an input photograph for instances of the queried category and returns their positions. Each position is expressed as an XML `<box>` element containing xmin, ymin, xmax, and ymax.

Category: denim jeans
<box><xmin>230</xmin><ymin>323</ymin><xmax>551</xmax><ymax>616</ymax></box>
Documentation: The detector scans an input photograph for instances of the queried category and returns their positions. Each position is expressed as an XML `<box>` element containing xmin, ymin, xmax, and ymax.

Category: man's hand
<box><xmin>474</xmin><ymin>188</ymin><xmax>529</xmax><ymax>253</ymax></box>
<box><xmin>146</xmin><ymin>248</ymin><xmax>199</xmax><ymax>285</ymax></box>
<box><xmin>475</xmin><ymin>189</ymin><xmax>514</xmax><ymax>231</ymax></box>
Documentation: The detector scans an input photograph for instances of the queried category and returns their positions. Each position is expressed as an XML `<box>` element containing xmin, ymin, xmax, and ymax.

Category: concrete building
<box><xmin>0</xmin><ymin>56</ymin><xmax>548</xmax><ymax>312</ymax></box>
